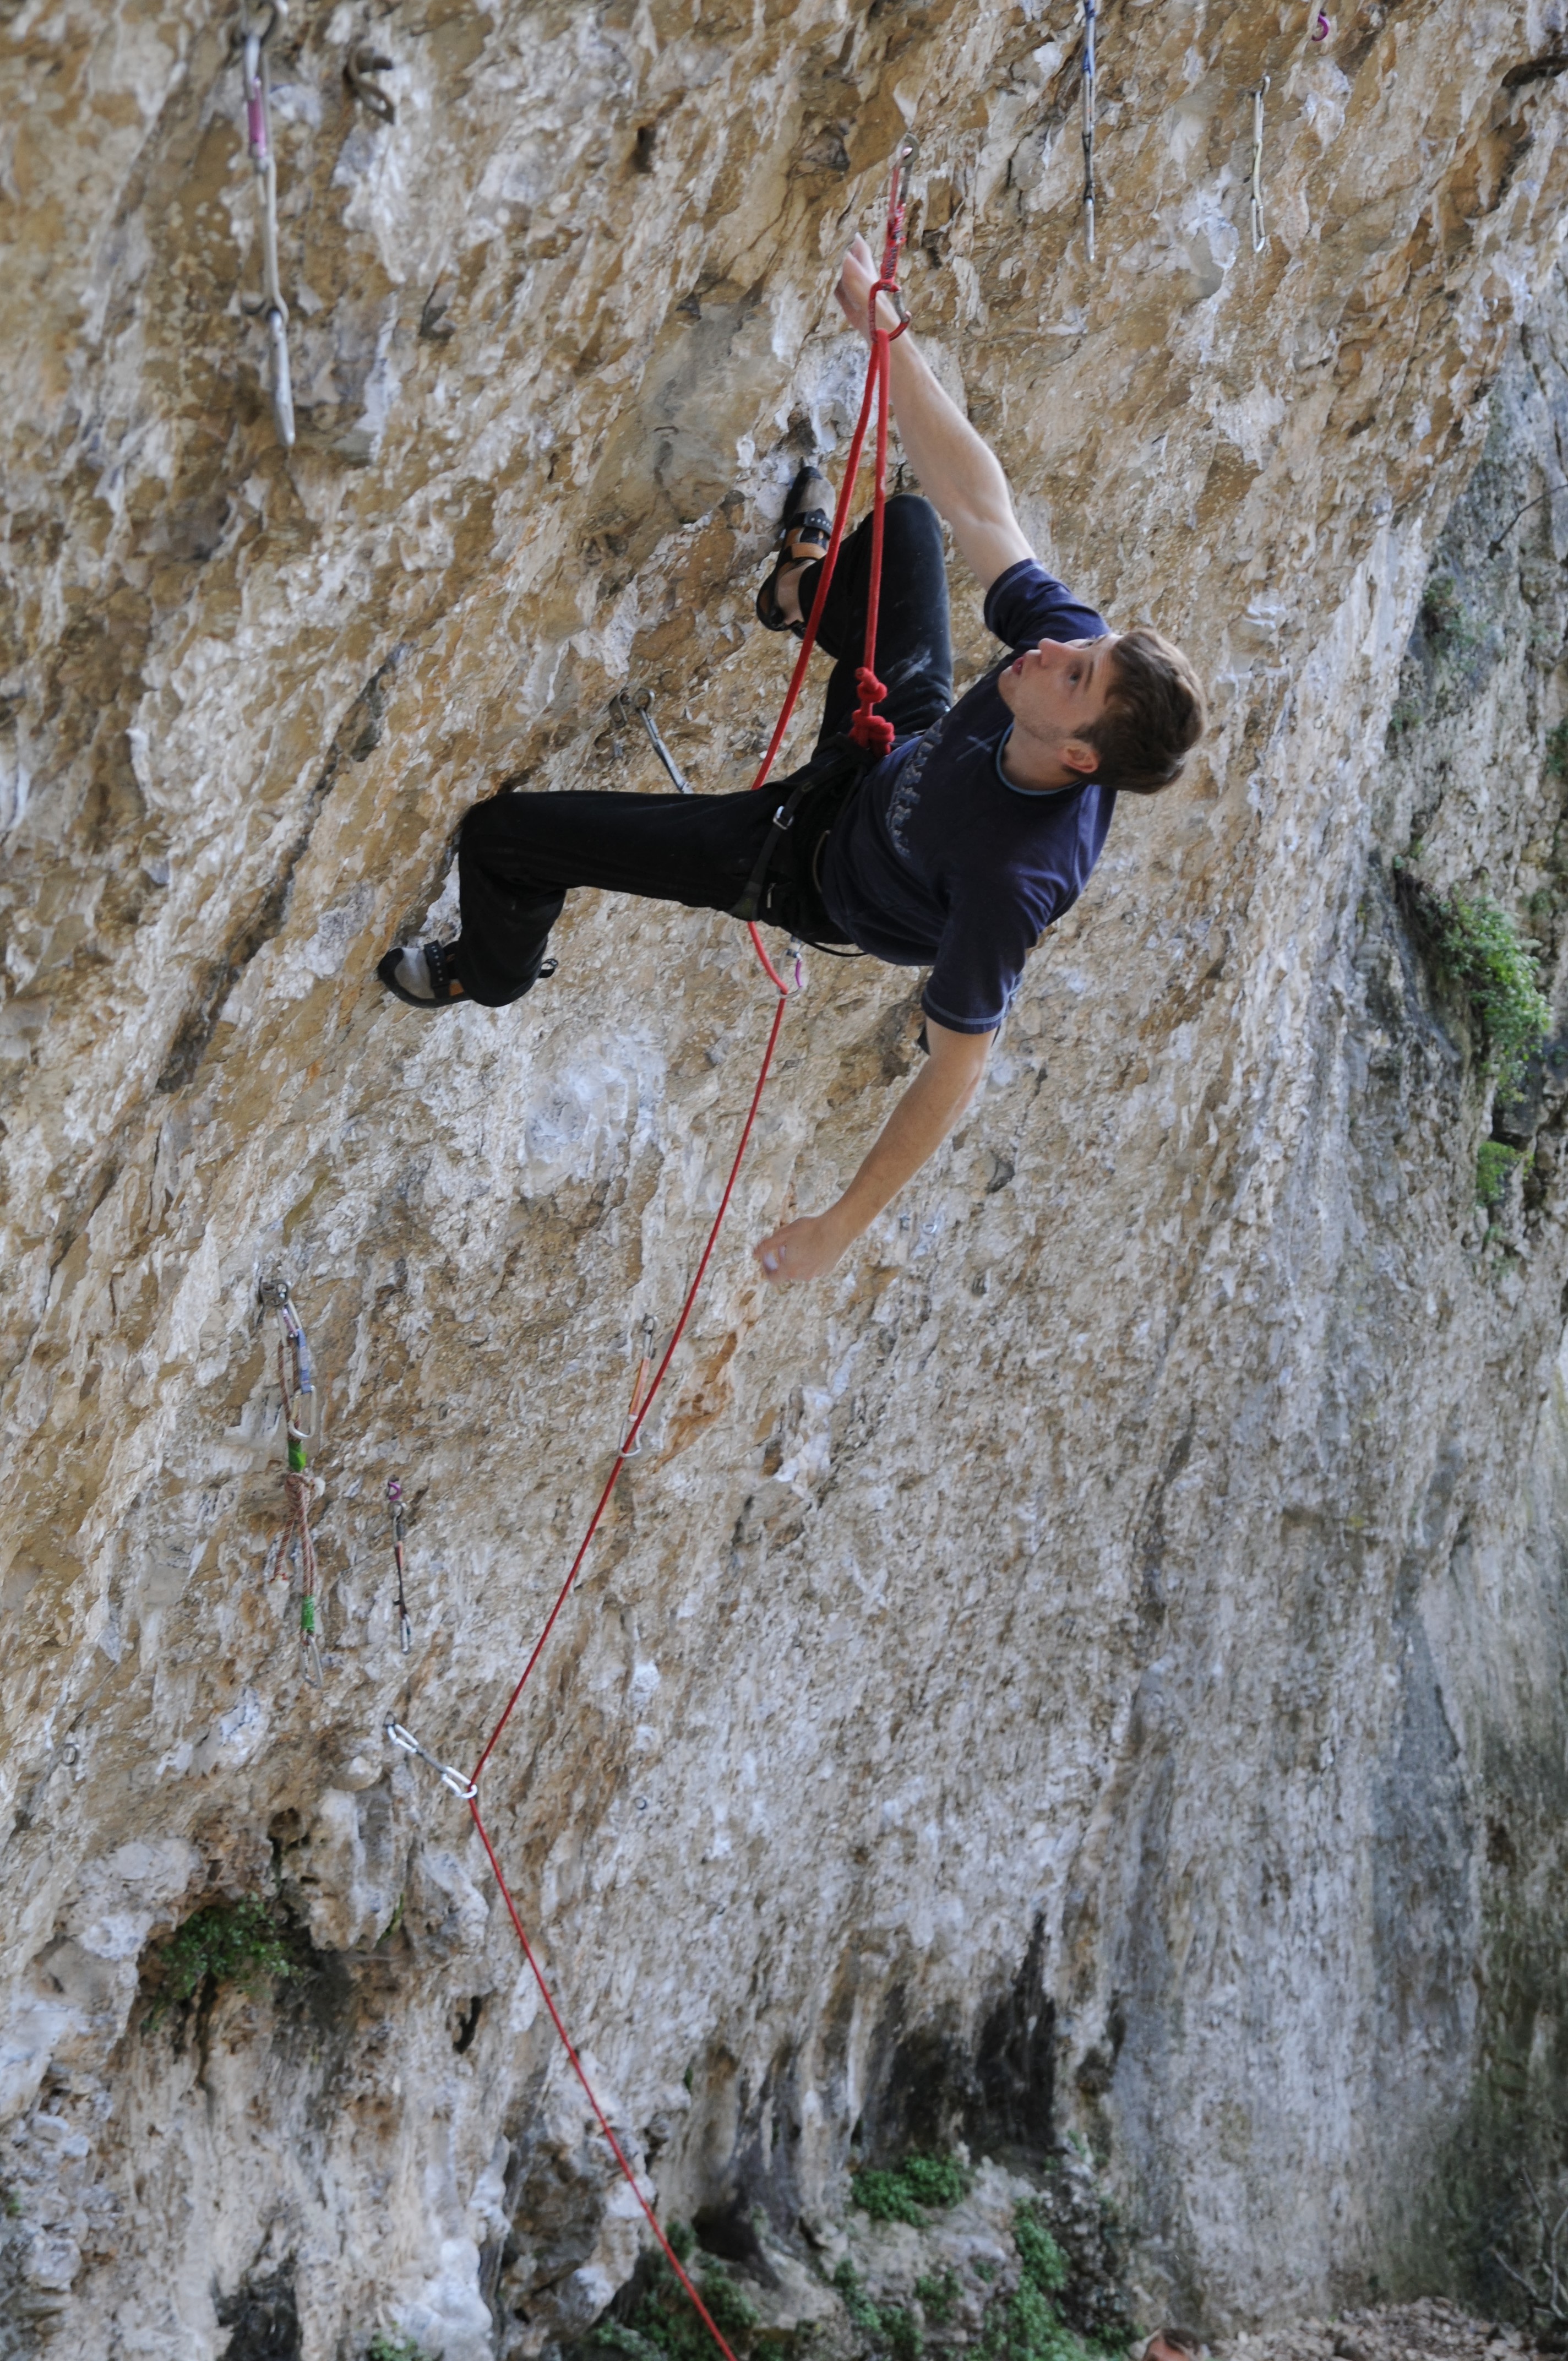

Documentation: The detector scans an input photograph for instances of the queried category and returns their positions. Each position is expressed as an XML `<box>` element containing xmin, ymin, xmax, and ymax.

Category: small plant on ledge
<box><xmin>1546</xmin><ymin>718</ymin><xmax>1568</xmax><ymax>781</ymax></box>
<box><xmin>1419</xmin><ymin>571</ymin><xmax>1467</xmax><ymax>645</ymax></box>
<box><xmin>143</xmin><ymin>1895</ymin><xmax>297</xmax><ymax>2026</ymax></box>
<box><xmin>1398</xmin><ymin>877</ymin><xmax>1551</xmax><ymax>1097</ymax></box>
<box><xmin>1477</xmin><ymin>1141</ymin><xmax>1523</xmax><ymax>1209</ymax></box>
<box><xmin>852</xmin><ymin>2153</ymin><xmax>971</xmax><ymax>2226</ymax></box>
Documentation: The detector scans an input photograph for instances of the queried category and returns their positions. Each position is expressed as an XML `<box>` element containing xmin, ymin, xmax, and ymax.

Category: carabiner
<box><xmin>894</xmin><ymin>129</ymin><xmax>920</xmax><ymax>210</ymax></box>
<box><xmin>239</xmin><ymin>1</ymin><xmax>286</xmax><ymax>51</ymax></box>
<box><xmin>385</xmin><ymin>1718</ymin><xmax>479</xmax><ymax>1801</ymax></box>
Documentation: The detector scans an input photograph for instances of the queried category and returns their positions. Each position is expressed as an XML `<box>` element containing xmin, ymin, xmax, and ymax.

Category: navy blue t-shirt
<box><xmin>819</xmin><ymin>559</ymin><xmax>1115</xmax><ymax>1034</ymax></box>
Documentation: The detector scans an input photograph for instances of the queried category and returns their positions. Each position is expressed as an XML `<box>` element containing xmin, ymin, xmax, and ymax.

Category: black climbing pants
<box><xmin>453</xmin><ymin>493</ymin><xmax>955</xmax><ymax>1007</ymax></box>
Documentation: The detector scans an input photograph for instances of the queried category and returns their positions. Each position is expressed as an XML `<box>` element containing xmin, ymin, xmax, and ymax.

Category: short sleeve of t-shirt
<box><xmin>922</xmin><ymin>873</ymin><xmax>1059</xmax><ymax>1037</ymax></box>
<box><xmin>983</xmin><ymin>559</ymin><xmax>1109</xmax><ymax>653</ymax></box>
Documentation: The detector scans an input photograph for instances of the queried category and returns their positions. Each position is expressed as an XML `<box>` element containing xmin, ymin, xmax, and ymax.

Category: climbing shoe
<box><xmin>376</xmin><ymin>939</ymin><xmax>558</xmax><ymax>1008</ymax></box>
<box><xmin>755</xmin><ymin>465</ymin><xmax>834</xmax><ymax>639</ymax></box>
<box><xmin>376</xmin><ymin>938</ymin><xmax>465</xmax><ymax>1006</ymax></box>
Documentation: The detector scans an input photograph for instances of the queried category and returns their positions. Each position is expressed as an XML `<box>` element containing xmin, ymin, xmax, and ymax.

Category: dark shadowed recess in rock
<box><xmin>567</xmin><ymin>1914</ymin><xmax>1060</xmax><ymax>2320</ymax></box>
<box><xmin>854</xmin><ymin>1914</ymin><xmax>1057</xmax><ymax>2168</ymax></box>
<box><xmin>215</xmin><ymin>2264</ymin><xmax>301</xmax><ymax>2361</ymax></box>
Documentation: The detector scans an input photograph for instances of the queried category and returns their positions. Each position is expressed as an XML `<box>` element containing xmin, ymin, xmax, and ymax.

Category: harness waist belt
<box><xmin>729</xmin><ymin>736</ymin><xmax>869</xmax><ymax>950</ymax></box>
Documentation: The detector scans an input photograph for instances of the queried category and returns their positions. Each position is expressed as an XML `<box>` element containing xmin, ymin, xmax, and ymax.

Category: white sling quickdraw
<box><xmin>1081</xmin><ymin>0</ymin><xmax>1097</xmax><ymax>260</ymax></box>
<box><xmin>260</xmin><ymin>1278</ymin><xmax>322</xmax><ymax>1685</ymax></box>
<box><xmin>237</xmin><ymin>2</ymin><xmax>295</xmax><ymax>449</ymax></box>
<box><xmin>1247</xmin><ymin>4</ymin><xmax>1328</xmax><ymax>264</ymax></box>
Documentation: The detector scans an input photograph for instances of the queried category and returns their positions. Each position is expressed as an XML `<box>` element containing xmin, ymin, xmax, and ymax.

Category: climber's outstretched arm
<box><xmin>835</xmin><ymin>236</ymin><xmax>1033</xmax><ymax>593</ymax></box>
<box><xmin>753</xmin><ymin>1017</ymin><xmax>994</xmax><ymax>1285</ymax></box>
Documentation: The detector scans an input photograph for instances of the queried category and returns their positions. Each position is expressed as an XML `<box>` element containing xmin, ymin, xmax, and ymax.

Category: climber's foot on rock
<box><xmin>756</xmin><ymin>465</ymin><xmax>834</xmax><ymax>638</ymax></box>
<box><xmin>377</xmin><ymin>939</ymin><xmax>466</xmax><ymax>1007</ymax></box>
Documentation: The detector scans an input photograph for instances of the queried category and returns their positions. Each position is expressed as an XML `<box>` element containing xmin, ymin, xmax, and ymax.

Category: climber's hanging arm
<box><xmin>835</xmin><ymin>236</ymin><xmax>1033</xmax><ymax>594</ymax></box>
<box><xmin>753</xmin><ymin>1016</ymin><xmax>994</xmax><ymax>1285</ymax></box>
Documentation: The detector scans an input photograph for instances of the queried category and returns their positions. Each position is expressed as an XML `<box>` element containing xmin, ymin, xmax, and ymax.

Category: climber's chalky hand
<box><xmin>836</xmin><ymin>235</ymin><xmax>904</xmax><ymax>341</ymax></box>
<box><xmin>754</xmin><ymin>1212</ymin><xmax>848</xmax><ymax>1286</ymax></box>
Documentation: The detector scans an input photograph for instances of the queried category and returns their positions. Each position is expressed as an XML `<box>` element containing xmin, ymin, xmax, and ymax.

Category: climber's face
<box><xmin>998</xmin><ymin>630</ymin><xmax>1119</xmax><ymax>780</ymax></box>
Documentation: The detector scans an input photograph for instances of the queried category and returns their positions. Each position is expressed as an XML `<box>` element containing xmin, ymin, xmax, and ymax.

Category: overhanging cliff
<box><xmin>5</xmin><ymin>2</ymin><xmax>1568</xmax><ymax>2355</ymax></box>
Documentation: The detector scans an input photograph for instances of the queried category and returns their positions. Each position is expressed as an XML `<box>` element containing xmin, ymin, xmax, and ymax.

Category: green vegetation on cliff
<box><xmin>1427</xmin><ymin>891</ymin><xmax>1551</xmax><ymax>1096</ymax></box>
<box><xmin>144</xmin><ymin>1896</ymin><xmax>296</xmax><ymax>2023</ymax></box>
<box><xmin>599</xmin><ymin>2228</ymin><xmax>760</xmax><ymax>2361</ymax></box>
<box><xmin>853</xmin><ymin>2154</ymin><xmax>972</xmax><ymax>2225</ymax></box>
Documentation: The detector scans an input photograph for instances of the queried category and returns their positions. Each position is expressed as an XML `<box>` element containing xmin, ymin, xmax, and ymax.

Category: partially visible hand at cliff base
<box><xmin>754</xmin><ymin>1212</ymin><xmax>850</xmax><ymax>1285</ymax></box>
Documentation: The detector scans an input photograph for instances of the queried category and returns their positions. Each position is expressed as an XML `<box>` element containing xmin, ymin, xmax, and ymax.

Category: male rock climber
<box><xmin>378</xmin><ymin>236</ymin><xmax>1207</xmax><ymax>1284</ymax></box>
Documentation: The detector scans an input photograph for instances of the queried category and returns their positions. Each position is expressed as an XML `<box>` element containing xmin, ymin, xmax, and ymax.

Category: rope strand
<box><xmin>470</xmin><ymin>1810</ymin><xmax>742</xmax><ymax>2361</ymax></box>
<box><xmin>468</xmin><ymin>987</ymin><xmax>790</xmax><ymax>1787</ymax></box>
<box><xmin>452</xmin><ymin>144</ymin><xmax>918</xmax><ymax>2361</ymax></box>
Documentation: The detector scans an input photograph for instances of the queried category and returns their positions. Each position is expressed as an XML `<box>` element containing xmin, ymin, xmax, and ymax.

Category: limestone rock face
<box><xmin>6</xmin><ymin>0</ymin><xmax>1568</xmax><ymax>2352</ymax></box>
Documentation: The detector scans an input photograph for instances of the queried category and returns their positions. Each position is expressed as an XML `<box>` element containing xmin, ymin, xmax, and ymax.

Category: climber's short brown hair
<box><xmin>1082</xmin><ymin>626</ymin><xmax>1207</xmax><ymax>795</ymax></box>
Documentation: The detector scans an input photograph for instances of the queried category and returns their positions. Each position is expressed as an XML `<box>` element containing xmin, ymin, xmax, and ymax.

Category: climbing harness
<box><xmin>345</xmin><ymin>39</ymin><xmax>396</xmax><ymax>123</ymax></box>
<box><xmin>613</xmin><ymin>690</ymin><xmax>694</xmax><ymax>795</ymax></box>
<box><xmin>386</xmin><ymin>1478</ymin><xmax>413</xmax><ymax>1653</ymax></box>
<box><xmin>383</xmin><ymin>140</ymin><xmax>918</xmax><ymax>2361</ymax></box>
<box><xmin>1081</xmin><ymin>0</ymin><xmax>1097</xmax><ymax>260</ymax></box>
<box><xmin>729</xmin><ymin>737</ymin><xmax>870</xmax><ymax>944</ymax></box>
<box><xmin>261</xmin><ymin>1280</ymin><xmax>322</xmax><ymax>1685</ymax></box>
<box><xmin>237</xmin><ymin>2</ymin><xmax>296</xmax><ymax>449</ymax></box>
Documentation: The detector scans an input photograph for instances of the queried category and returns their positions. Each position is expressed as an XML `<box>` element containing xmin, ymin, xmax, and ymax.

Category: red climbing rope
<box><xmin>467</xmin><ymin>983</ymin><xmax>791</xmax><ymax>1790</ymax></box>
<box><xmin>742</xmin><ymin>134</ymin><xmax>916</xmax><ymax>803</ymax></box>
<box><xmin>453</xmin><ymin>137</ymin><xmax>917</xmax><ymax>2361</ymax></box>
<box><xmin>472</xmin><ymin>1804</ymin><xmax>747</xmax><ymax>2361</ymax></box>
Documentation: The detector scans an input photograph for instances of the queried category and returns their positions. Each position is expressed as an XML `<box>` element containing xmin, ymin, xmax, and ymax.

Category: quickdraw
<box><xmin>386</xmin><ymin>1478</ymin><xmax>412</xmax><ymax>1654</ymax></box>
<box><xmin>744</xmin><ymin>130</ymin><xmax>918</xmax><ymax>791</ymax></box>
<box><xmin>237</xmin><ymin>3</ymin><xmax>296</xmax><ymax>449</ymax></box>
<box><xmin>1254</xmin><ymin>0</ymin><xmax>1332</xmax><ymax>263</ymax></box>
<box><xmin>846</xmin><ymin>130</ymin><xmax>918</xmax><ymax>757</ymax></box>
<box><xmin>263</xmin><ymin>1276</ymin><xmax>313</xmax><ymax>1404</ymax></box>
<box><xmin>260</xmin><ymin>1279</ymin><xmax>322</xmax><ymax>1685</ymax></box>
<box><xmin>1250</xmin><ymin>77</ymin><xmax>1269</xmax><ymax>254</ymax></box>
<box><xmin>385</xmin><ymin>1717</ymin><xmax>477</xmax><ymax>1800</ymax></box>
<box><xmin>1081</xmin><ymin>0</ymin><xmax>1097</xmax><ymax>260</ymax></box>
<box><xmin>619</xmin><ymin>1317</ymin><xmax>656</xmax><ymax>1460</ymax></box>
<box><xmin>612</xmin><ymin>689</ymin><xmax>694</xmax><ymax>796</ymax></box>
